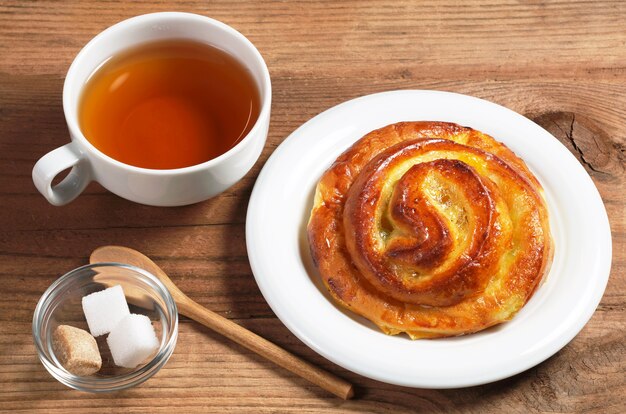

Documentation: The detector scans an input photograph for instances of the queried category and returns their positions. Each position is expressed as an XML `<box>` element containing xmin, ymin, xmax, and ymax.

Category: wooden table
<box><xmin>1</xmin><ymin>1</ymin><xmax>624</xmax><ymax>412</ymax></box>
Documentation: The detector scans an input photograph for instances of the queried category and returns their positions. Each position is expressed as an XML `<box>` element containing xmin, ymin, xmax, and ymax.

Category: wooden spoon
<box><xmin>90</xmin><ymin>245</ymin><xmax>354</xmax><ymax>399</ymax></box>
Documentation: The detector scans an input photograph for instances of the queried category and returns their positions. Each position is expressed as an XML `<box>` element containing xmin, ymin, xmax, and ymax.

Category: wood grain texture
<box><xmin>0</xmin><ymin>0</ymin><xmax>624</xmax><ymax>413</ymax></box>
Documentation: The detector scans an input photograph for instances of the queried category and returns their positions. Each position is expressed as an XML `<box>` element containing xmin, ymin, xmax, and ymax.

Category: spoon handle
<box><xmin>177</xmin><ymin>298</ymin><xmax>354</xmax><ymax>399</ymax></box>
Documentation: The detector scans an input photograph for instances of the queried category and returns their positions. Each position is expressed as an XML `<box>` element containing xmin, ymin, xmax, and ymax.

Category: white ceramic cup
<box><xmin>32</xmin><ymin>12</ymin><xmax>271</xmax><ymax>206</ymax></box>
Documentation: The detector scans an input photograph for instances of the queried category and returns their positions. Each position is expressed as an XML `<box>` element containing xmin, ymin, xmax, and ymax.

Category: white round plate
<box><xmin>245</xmin><ymin>90</ymin><xmax>612</xmax><ymax>388</ymax></box>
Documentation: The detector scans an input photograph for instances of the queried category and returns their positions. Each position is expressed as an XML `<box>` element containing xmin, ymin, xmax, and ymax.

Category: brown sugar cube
<box><xmin>52</xmin><ymin>325</ymin><xmax>102</xmax><ymax>376</ymax></box>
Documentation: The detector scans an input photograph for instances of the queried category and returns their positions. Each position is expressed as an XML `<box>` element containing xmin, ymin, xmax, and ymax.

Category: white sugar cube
<box><xmin>81</xmin><ymin>285</ymin><xmax>130</xmax><ymax>337</ymax></box>
<box><xmin>107</xmin><ymin>314</ymin><xmax>159</xmax><ymax>368</ymax></box>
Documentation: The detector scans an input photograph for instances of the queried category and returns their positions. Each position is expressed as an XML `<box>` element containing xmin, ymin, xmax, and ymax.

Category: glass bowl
<box><xmin>32</xmin><ymin>263</ymin><xmax>178</xmax><ymax>392</ymax></box>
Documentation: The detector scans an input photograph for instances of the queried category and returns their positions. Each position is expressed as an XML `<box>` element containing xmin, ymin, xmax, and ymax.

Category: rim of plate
<box><xmin>245</xmin><ymin>90</ymin><xmax>612</xmax><ymax>388</ymax></box>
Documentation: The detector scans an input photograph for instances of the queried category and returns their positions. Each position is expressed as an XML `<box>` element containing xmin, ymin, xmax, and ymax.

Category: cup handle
<box><xmin>32</xmin><ymin>142</ymin><xmax>92</xmax><ymax>206</ymax></box>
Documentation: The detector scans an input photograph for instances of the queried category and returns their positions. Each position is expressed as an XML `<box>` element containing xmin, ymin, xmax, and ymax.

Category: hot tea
<box><xmin>79</xmin><ymin>39</ymin><xmax>260</xmax><ymax>169</ymax></box>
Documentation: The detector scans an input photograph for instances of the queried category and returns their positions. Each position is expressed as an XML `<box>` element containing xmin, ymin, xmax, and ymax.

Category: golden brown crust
<box><xmin>308</xmin><ymin>121</ymin><xmax>553</xmax><ymax>339</ymax></box>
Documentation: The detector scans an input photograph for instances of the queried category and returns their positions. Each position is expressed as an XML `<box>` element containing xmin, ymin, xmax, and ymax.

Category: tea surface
<box><xmin>79</xmin><ymin>40</ymin><xmax>260</xmax><ymax>169</ymax></box>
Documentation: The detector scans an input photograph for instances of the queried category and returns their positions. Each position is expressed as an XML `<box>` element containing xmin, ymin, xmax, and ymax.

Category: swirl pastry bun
<box><xmin>308</xmin><ymin>121</ymin><xmax>553</xmax><ymax>339</ymax></box>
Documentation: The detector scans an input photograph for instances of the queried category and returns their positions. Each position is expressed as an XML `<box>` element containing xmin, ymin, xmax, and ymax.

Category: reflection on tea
<box><xmin>79</xmin><ymin>39</ymin><xmax>260</xmax><ymax>169</ymax></box>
